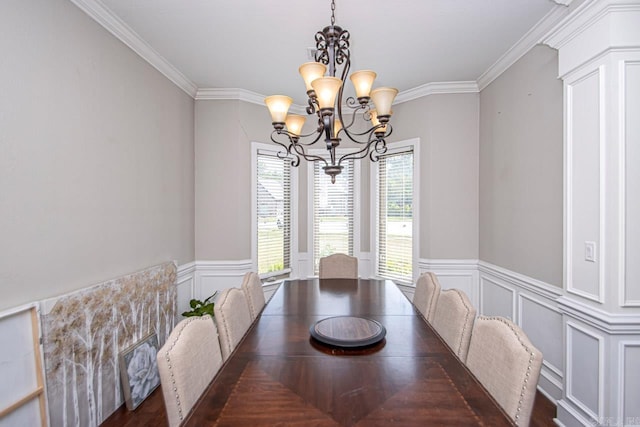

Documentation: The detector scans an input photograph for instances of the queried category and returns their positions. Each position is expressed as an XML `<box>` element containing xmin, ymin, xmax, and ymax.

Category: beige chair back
<box><xmin>412</xmin><ymin>272</ymin><xmax>441</xmax><ymax>322</ymax></box>
<box><xmin>156</xmin><ymin>315</ymin><xmax>223</xmax><ymax>427</ymax></box>
<box><xmin>466</xmin><ymin>316</ymin><xmax>543</xmax><ymax>426</ymax></box>
<box><xmin>241</xmin><ymin>272</ymin><xmax>266</xmax><ymax>321</ymax></box>
<box><xmin>214</xmin><ymin>287</ymin><xmax>253</xmax><ymax>360</ymax></box>
<box><xmin>319</xmin><ymin>253</ymin><xmax>358</xmax><ymax>279</ymax></box>
<box><xmin>431</xmin><ymin>289</ymin><xmax>476</xmax><ymax>362</ymax></box>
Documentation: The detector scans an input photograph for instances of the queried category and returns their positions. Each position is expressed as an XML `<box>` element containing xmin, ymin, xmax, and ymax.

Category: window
<box><xmin>312</xmin><ymin>159</ymin><xmax>355</xmax><ymax>274</ymax></box>
<box><xmin>376</xmin><ymin>145</ymin><xmax>416</xmax><ymax>283</ymax></box>
<box><xmin>255</xmin><ymin>148</ymin><xmax>291</xmax><ymax>277</ymax></box>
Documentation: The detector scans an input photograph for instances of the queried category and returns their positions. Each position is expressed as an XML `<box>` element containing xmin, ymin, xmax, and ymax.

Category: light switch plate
<box><xmin>585</xmin><ymin>241</ymin><xmax>596</xmax><ymax>262</ymax></box>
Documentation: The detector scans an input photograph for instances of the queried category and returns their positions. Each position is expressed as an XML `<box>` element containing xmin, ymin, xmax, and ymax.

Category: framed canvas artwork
<box><xmin>119</xmin><ymin>333</ymin><xmax>160</xmax><ymax>410</ymax></box>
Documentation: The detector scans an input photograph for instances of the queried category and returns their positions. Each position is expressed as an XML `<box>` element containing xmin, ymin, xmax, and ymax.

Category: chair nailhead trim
<box><xmin>218</xmin><ymin>290</ymin><xmax>234</xmax><ymax>355</ymax></box>
<box><xmin>163</xmin><ymin>316</ymin><xmax>207</xmax><ymax>421</ymax></box>
<box><xmin>477</xmin><ymin>316</ymin><xmax>537</xmax><ymax>426</ymax></box>
<box><xmin>452</xmin><ymin>290</ymin><xmax>473</xmax><ymax>357</ymax></box>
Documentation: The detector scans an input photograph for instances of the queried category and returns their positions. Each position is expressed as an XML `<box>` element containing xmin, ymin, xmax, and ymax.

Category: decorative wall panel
<box><xmin>624</xmin><ymin>61</ymin><xmax>640</xmax><ymax>306</ymax></box>
<box><xmin>519</xmin><ymin>294</ymin><xmax>563</xmax><ymax>376</ymax></box>
<box><xmin>566</xmin><ymin>68</ymin><xmax>604</xmax><ymax>303</ymax></box>
<box><xmin>41</xmin><ymin>262</ymin><xmax>177</xmax><ymax>427</ymax></box>
<box><xmin>622</xmin><ymin>343</ymin><xmax>640</xmax><ymax>423</ymax></box>
<box><xmin>479</xmin><ymin>277</ymin><xmax>515</xmax><ymax>320</ymax></box>
<box><xmin>566</xmin><ymin>322</ymin><xmax>602</xmax><ymax>420</ymax></box>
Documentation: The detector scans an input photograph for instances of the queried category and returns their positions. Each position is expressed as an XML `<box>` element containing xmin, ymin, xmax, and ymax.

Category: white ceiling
<box><xmin>95</xmin><ymin>0</ymin><xmax>565</xmax><ymax>103</ymax></box>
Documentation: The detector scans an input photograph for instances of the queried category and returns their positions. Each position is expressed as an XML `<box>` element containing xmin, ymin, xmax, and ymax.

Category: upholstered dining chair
<box><xmin>431</xmin><ymin>288</ymin><xmax>476</xmax><ymax>363</ymax></box>
<box><xmin>412</xmin><ymin>272</ymin><xmax>441</xmax><ymax>323</ymax></box>
<box><xmin>214</xmin><ymin>287</ymin><xmax>253</xmax><ymax>360</ymax></box>
<box><xmin>319</xmin><ymin>253</ymin><xmax>358</xmax><ymax>279</ymax></box>
<box><xmin>466</xmin><ymin>316</ymin><xmax>543</xmax><ymax>426</ymax></box>
<box><xmin>241</xmin><ymin>271</ymin><xmax>266</xmax><ymax>321</ymax></box>
<box><xmin>156</xmin><ymin>315</ymin><xmax>223</xmax><ymax>427</ymax></box>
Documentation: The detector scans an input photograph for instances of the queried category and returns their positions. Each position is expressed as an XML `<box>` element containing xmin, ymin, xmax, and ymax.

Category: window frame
<box><xmin>371</xmin><ymin>138</ymin><xmax>420</xmax><ymax>284</ymax></box>
<box><xmin>251</xmin><ymin>142</ymin><xmax>298</xmax><ymax>280</ymax></box>
<box><xmin>307</xmin><ymin>150</ymin><xmax>361</xmax><ymax>277</ymax></box>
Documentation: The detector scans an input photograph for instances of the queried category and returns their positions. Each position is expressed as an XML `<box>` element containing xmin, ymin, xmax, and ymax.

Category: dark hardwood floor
<box><xmin>101</xmin><ymin>387</ymin><xmax>556</xmax><ymax>426</ymax></box>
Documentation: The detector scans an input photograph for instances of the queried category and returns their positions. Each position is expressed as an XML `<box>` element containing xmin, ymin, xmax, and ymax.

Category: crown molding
<box><xmin>544</xmin><ymin>0</ymin><xmax>640</xmax><ymax>49</ymax></box>
<box><xmin>195</xmin><ymin>88</ymin><xmax>265</xmax><ymax>104</ymax></box>
<box><xmin>476</xmin><ymin>4</ymin><xmax>572</xmax><ymax>91</ymax></box>
<box><xmin>195</xmin><ymin>88</ymin><xmax>307</xmax><ymax>114</ymax></box>
<box><xmin>197</xmin><ymin>83</ymin><xmax>480</xmax><ymax>110</ymax></box>
<box><xmin>68</xmin><ymin>0</ymin><xmax>198</xmax><ymax>98</ymax></box>
<box><xmin>394</xmin><ymin>81</ymin><xmax>479</xmax><ymax>104</ymax></box>
<box><xmin>71</xmin><ymin>0</ymin><xmax>577</xmax><ymax>102</ymax></box>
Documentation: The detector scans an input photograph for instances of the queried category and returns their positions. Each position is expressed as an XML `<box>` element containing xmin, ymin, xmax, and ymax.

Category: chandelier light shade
<box><xmin>299</xmin><ymin>62</ymin><xmax>328</xmax><ymax>92</ymax></box>
<box><xmin>370</xmin><ymin>87</ymin><xmax>398</xmax><ymax>119</ymax></box>
<box><xmin>333</xmin><ymin>118</ymin><xmax>343</xmax><ymax>138</ymax></box>
<box><xmin>369</xmin><ymin>110</ymin><xmax>388</xmax><ymax>135</ymax></box>
<box><xmin>264</xmin><ymin>95</ymin><xmax>293</xmax><ymax>127</ymax></box>
<box><xmin>311</xmin><ymin>77</ymin><xmax>343</xmax><ymax>111</ymax></box>
<box><xmin>265</xmin><ymin>0</ymin><xmax>398</xmax><ymax>183</ymax></box>
<box><xmin>285</xmin><ymin>114</ymin><xmax>307</xmax><ymax>137</ymax></box>
<box><xmin>349</xmin><ymin>70</ymin><xmax>377</xmax><ymax>100</ymax></box>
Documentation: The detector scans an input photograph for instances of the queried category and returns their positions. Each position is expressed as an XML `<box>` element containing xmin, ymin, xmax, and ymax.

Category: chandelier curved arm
<box><xmin>291</xmin><ymin>123</ymin><xmax>325</xmax><ymax>146</ymax></box>
<box><xmin>306</xmin><ymin>98</ymin><xmax>317</xmax><ymax>115</ymax></box>
<box><xmin>337</xmin><ymin>134</ymin><xmax>383</xmax><ymax>166</ymax></box>
<box><xmin>290</xmin><ymin>140</ymin><xmax>329</xmax><ymax>167</ymax></box>
<box><xmin>337</xmin><ymin>98</ymin><xmax>364</xmax><ymax>132</ymax></box>
<box><xmin>369</xmin><ymin>133</ymin><xmax>392</xmax><ymax>162</ymax></box>
<box><xmin>270</xmin><ymin>130</ymin><xmax>331</xmax><ymax>168</ymax></box>
<box><xmin>337</xmin><ymin>99</ymin><xmax>392</xmax><ymax>145</ymax></box>
<box><xmin>270</xmin><ymin>130</ymin><xmax>302</xmax><ymax>167</ymax></box>
<box><xmin>339</xmin><ymin>114</ymin><xmax>389</xmax><ymax>145</ymax></box>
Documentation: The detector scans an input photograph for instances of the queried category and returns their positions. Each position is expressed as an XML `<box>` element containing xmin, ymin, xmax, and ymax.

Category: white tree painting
<box><xmin>41</xmin><ymin>262</ymin><xmax>177</xmax><ymax>427</ymax></box>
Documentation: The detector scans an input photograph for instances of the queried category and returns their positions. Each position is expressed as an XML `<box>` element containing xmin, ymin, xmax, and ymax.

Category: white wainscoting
<box><xmin>177</xmin><ymin>260</ymin><xmax>279</xmax><ymax>309</ymax></box>
<box><xmin>358</xmin><ymin>252</ymin><xmax>373</xmax><ymax>279</ymax></box>
<box><xmin>565</xmin><ymin>320</ymin><xmax>604</xmax><ymax>421</ymax></box>
<box><xmin>297</xmin><ymin>252</ymin><xmax>310</xmax><ymax>279</ymax></box>
<box><xmin>620</xmin><ymin>342</ymin><xmax>640</xmax><ymax>423</ymax></box>
<box><xmin>556</xmin><ymin>296</ymin><xmax>640</xmax><ymax>427</ymax></box>
<box><xmin>295</xmin><ymin>251</ymin><xmax>373</xmax><ymax>279</ymax></box>
<box><xmin>176</xmin><ymin>262</ymin><xmax>196</xmax><ymax>319</ymax></box>
<box><xmin>478</xmin><ymin>262</ymin><xmax>565</xmax><ymax>403</ymax></box>
<box><xmin>195</xmin><ymin>260</ymin><xmax>254</xmax><ymax>300</ymax></box>
<box><xmin>418</xmin><ymin>259</ymin><xmax>480</xmax><ymax>307</ymax></box>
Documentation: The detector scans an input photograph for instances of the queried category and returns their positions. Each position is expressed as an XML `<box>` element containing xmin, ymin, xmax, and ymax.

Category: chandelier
<box><xmin>264</xmin><ymin>0</ymin><xmax>398</xmax><ymax>183</ymax></box>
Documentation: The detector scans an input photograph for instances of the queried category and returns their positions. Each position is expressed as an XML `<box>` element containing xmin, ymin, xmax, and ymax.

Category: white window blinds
<box><xmin>256</xmin><ymin>151</ymin><xmax>291</xmax><ymax>276</ymax></box>
<box><xmin>377</xmin><ymin>149</ymin><xmax>413</xmax><ymax>282</ymax></box>
<box><xmin>313</xmin><ymin>160</ymin><xmax>355</xmax><ymax>274</ymax></box>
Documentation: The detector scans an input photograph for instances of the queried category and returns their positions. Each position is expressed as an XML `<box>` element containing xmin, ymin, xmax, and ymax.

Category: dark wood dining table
<box><xmin>184</xmin><ymin>278</ymin><xmax>513</xmax><ymax>426</ymax></box>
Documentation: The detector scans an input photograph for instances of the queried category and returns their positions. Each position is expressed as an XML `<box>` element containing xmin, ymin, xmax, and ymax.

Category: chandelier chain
<box><xmin>330</xmin><ymin>0</ymin><xmax>336</xmax><ymax>26</ymax></box>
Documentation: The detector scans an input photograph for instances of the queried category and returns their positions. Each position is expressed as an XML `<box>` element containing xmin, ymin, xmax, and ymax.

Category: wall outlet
<box><xmin>585</xmin><ymin>241</ymin><xmax>596</xmax><ymax>262</ymax></box>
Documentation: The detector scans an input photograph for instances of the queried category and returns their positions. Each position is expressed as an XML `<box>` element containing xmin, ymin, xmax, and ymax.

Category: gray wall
<box><xmin>479</xmin><ymin>44</ymin><xmax>563</xmax><ymax>286</ymax></box>
<box><xmin>195</xmin><ymin>100</ymin><xmax>273</xmax><ymax>260</ymax></box>
<box><xmin>195</xmin><ymin>94</ymin><xmax>480</xmax><ymax>264</ymax></box>
<box><xmin>391</xmin><ymin>93</ymin><xmax>480</xmax><ymax>260</ymax></box>
<box><xmin>0</xmin><ymin>0</ymin><xmax>195</xmax><ymax>311</ymax></box>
